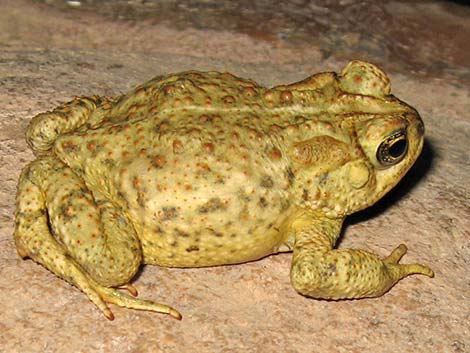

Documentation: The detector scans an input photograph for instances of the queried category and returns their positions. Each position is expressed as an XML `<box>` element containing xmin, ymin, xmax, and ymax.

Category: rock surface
<box><xmin>0</xmin><ymin>1</ymin><xmax>468</xmax><ymax>352</ymax></box>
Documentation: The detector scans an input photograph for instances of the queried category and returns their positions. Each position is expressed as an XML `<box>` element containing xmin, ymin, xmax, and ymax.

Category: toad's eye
<box><xmin>376</xmin><ymin>130</ymin><xmax>408</xmax><ymax>166</ymax></box>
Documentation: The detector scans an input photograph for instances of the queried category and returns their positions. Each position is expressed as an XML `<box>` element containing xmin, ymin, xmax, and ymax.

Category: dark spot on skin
<box><xmin>51</xmin><ymin>163</ymin><xmax>67</xmax><ymax>173</ymax></box>
<box><xmin>151</xmin><ymin>155</ymin><xmax>167</xmax><ymax>169</ymax></box>
<box><xmin>223</xmin><ymin>95</ymin><xmax>235</xmax><ymax>104</ymax></box>
<box><xmin>145</xmin><ymin>240</ymin><xmax>157</xmax><ymax>248</ymax></box>
<box><xmin>266</xmin><ymin>222</ymin><xmax>273</xmax><ymax>230</ymax></box>
<box><xmin>154</xmin><ymin>119</ymin><xmax>170</xmax><ymax>133</ymax></box>
<box><xmin>215</xmin><ymin>176</ymin><xmax>225</xmax><ymax>184</ymax></box>
<box><xmin>198</xmin><ymin>198</ymin><xmax>224</xmax><ymax>214</ymax></box>
<box><xmin>320</xmin><ymin>262</ymin><xmax>339</xmax><ymax>278</ymax></box>
<box><xmin>280</xmin><ymin>198</ymin><xmax>290</xmax><ymax>211</ymax></box>
<box><xmin>199</xmin><ymin>114</ymin><xmax>214</xmax><ymax>123</ymax></box>
<box><xmin>208</xmin><ymin>228</ymin><xmax>224</xmax><ymax>237</ymax></box>
<box><xmin>318</xmin><ymin>173</ymin><xmax>328</xmax><ymax>184</ymax></box>
<box><xmin>285</xmin><ymin>167</ymin><xmax>295</xmax><ymax>186</ymax></box>
<box><xmin>103</xmin><ymin>159</ymin><xmax>116</xmax><ymax>167</ymax></box>
<box><xmin>238</xmin><ymin>206</ymin><xmax>250</xmax><ymax>221</ymax></box>
<box><xmin>161</xmin><ymin>207</ymin><xmax>178</xmax><ymax>221</ymax></box>
<box><xmin>175</xmin><ymin>228</ymin><xmax>190</xmax><ymax>237</ymax></box>
<box><xmin>260</xmin><ymin>175</ymin><xmax>274</xmax><ymax>188</ymax></box>
<box><xmin>154</xmin><ymin>225</ymin><xmax>165</xmax><ymax>235</ymax></box>
<box><xmin>258</xmin><ymin>197</ymin><xmax>268</xmax><ymax>208</ymax></box>
<box><xmin>58</xmin><ymin>204</ymin><xmax>75</xmax><ymax>222</ymax></box>
<box><xmin>137</xmin><ymin>192</ymin><xmax>146</xmax><ymax>208</ymax></box>
<box><xmin>116</xmin><ymin>191</ymin><xmax>130</xmax><ymax>209</ymax></box>
<box><xmin>202</xmin><ymin>142</ymin><xmax>215</xmax><ymax>153</ymax></box>
<box><xmin>170</xmin><ymin>240</ymin><xmax>177</xmax><ymax>247</ymax></box>
<box><xmin>86</xmin><ymin>140</ymin><xmax>99</xmax><ymax>154</ymax></box>
<box><xmin>302</xmin><ymin>189</ymin><xmax>309</xmax><ymax>201</ymax></box>
<box><xmin>237</xmin><ymin>190</ymin><xmax>251</xmax><ymax>202</ymax></box>
<box><xmin>109</xmin><ymin>124</ymin><xmax>125</xmax><ymax>133</ymax></box>
<box><xmin>74</xmin><ymin>186</ymin><xmax>90</xmax><ymax>198</ymax></box>
<box><xmin>186</xmin><ymin>245</ymin><xmax>199</xmax><ymax>252</ymax></box>
<box><xmin>61</xmin><ymin>140</ymin><xmax>78</xmax><ymax>152</ymax></box>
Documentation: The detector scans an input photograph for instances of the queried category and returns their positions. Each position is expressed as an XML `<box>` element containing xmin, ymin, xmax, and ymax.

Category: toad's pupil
<box><xmin>389</xmin><ymin>138</ymin><xmax>407</xmax><ymax>158</ymax></box>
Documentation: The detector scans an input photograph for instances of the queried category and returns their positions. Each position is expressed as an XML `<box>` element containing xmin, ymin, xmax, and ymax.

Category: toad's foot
<box><xmin>90</xmin><ymin>281</ymin><xmax>182</xmax><ymax>321</ymax></box>
<box><xmin>383</xmin><ymin>244</ymin><xmax>434</xmax><ymax>279</ymax></box>
<box><xmin>43</xmin><ymin>255</ymin><xmax>182</xmax><ymax>320</ymax></box>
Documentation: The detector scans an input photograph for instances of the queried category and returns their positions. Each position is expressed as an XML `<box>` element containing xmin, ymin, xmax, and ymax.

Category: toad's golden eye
<box><xmin>376</xmin><ymin>130</ymin><xmax>408</xmax><ymax>166</ymax></box>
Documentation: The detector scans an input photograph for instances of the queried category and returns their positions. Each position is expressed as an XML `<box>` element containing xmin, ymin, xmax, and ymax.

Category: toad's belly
<box><xmin>121</xmin><ymin>183</ymin><xmax>295</xmax><ymax>266</ymax></box>
<box><xmin>136</xmin><ymin>211</ymin><xmax>292</xmax><ymax>267</ymax></box>
<box><xmin>123</xmin><ymin>192</ymin><xmax>295</xmax><ymax>266</ymax></box>
<box><xmin>111</xmin><ymin>152</ymin><xmax>295</xmax><ymax>266</ymax></box>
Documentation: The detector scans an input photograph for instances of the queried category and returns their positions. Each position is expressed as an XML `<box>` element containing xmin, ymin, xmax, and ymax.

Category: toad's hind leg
<box><xmin>14</xmin><ymin>157</ymin><xmax>181</xmax><ymax>320</ymax></box>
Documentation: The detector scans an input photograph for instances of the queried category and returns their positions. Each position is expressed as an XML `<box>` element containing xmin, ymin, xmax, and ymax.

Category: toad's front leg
<box><xmin>14</xmin><ymin>157</ymin><xmax>181</xmax><ymax>320</ymax></box>
<box><xmin>289</xmin><ymin>211</ymin><xmax>434</xmax><ymax>299</ymax></box>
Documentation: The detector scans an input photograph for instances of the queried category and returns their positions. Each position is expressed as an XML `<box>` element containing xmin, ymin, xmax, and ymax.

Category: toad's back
<box><xmin>95</xmin><ymin>70</ymin><xmax>340</xmax><ymax>131</ymax></box>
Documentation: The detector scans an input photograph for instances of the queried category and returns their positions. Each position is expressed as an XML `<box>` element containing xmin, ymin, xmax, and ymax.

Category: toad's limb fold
<box><xmin>14</xmin><ymin>157</ymin><xmax>181</xmax><ymax>320</ymax></box>
<box><xmin>289</xmin><ymin>212</ymin><xmax>434</xmax><ymax>299</ymax></box>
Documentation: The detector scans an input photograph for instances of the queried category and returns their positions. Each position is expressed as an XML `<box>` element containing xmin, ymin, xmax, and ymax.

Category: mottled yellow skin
<box><xmin>14</xmin><ymin>61</ymin><xmax>433</xmax><ymax>320</ymax></box>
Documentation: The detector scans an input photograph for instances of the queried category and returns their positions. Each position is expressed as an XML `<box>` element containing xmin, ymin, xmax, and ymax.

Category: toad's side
<box><xmin>14</xmin><ymin>61</ymin><xmax>433</xmax><ymax>320</ymax></box>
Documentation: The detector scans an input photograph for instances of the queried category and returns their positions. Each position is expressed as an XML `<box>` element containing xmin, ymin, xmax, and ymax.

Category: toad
<box><xmin>14</xmin><ymin>61</ymin><xmax>433</xmax><ymax>320</ymax></box>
